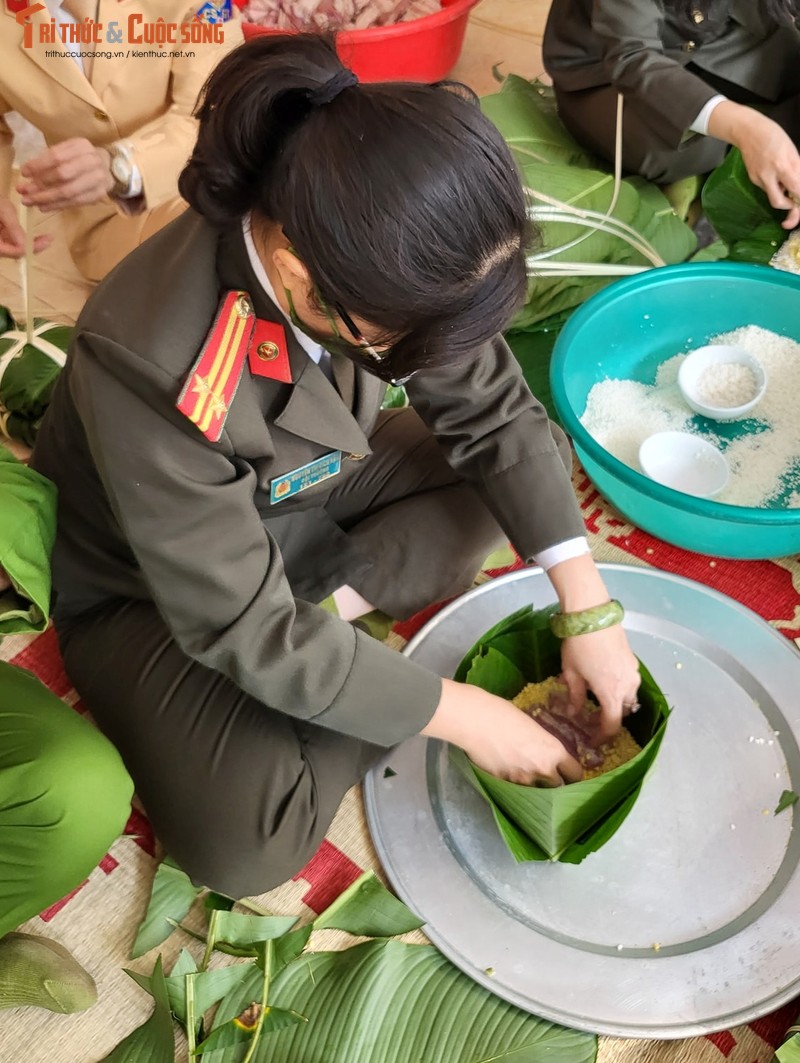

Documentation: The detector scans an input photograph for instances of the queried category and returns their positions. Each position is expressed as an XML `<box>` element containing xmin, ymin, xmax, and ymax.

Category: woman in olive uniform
<box><xmin>543</xmin><ymin>0</ymin><xmax>800</xmax><ymax>228</ymax></box>
<box><xmin>32</xmin><ymin>35</ymin><xmax>640</xmax><ymax>900</ymax></box>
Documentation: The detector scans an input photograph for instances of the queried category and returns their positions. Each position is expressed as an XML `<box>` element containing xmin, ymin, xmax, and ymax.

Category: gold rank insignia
<box><xmin>176</xmin><ymin>290</ymin><xmax>256</xmax><ymax>442</ymax></box>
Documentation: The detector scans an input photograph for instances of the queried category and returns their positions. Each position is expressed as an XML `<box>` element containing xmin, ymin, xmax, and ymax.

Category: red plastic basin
<box><xmin>240</xmin><ymin>0</ymin><xmax>481</xmax><ymax>83</ymax></box>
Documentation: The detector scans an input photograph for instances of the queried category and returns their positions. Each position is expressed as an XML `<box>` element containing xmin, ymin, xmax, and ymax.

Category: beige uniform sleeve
<box><xmin>124</xmin><ymin>12</ymin><xmax>244</xmax><ymax>209</ymax></box>
<box><xmin>67</xmin><ymin>330</ymin><xmax>441</xmax><ymax>747</ymax></box>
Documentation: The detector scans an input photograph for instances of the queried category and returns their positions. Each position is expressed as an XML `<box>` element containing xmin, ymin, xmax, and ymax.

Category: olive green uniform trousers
<box><xmin>0</xmin><ymin>449</ymin><xmax>133</xmax><ymax>937</ymax></box>
<box><xmin>0</xmin><ymin>662</ymin><xmax>133</xmax><ymax>938</ymax></box>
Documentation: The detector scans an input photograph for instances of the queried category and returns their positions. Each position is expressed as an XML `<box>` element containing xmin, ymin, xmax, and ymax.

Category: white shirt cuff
<box><xmin>689</xmin><ymin>94</ymin><xmax>728</xmax><ymax>136</ymax></box>
<box><xmin>532</xmin><ymin>536</ymin><xmax>591</xmax><ymax>572</ymax></box>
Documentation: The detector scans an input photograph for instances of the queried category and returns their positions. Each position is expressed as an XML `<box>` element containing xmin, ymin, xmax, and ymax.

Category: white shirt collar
<box><xmin>241</xmin><ymin>216</ymin><xmax>326</xmax><ymax>366</ymax></box>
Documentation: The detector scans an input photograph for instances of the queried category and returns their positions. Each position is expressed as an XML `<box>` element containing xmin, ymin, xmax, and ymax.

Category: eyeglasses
<box><xmin>330</xmin><ymin>302</ymin><xmax>417</xmax><ymax>386</ymax></box>
<box><xmin>285</xmin><ymin>287</ymin><xmax>416</xmax><ymax>387</ymax></box>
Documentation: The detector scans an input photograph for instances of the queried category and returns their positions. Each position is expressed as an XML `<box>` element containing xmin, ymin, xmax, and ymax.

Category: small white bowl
<box><xmin>639</xmin><ymin>431</ymin><xmax>729</xmax><ymax>498</ymax></box>
<box><xmin>678</xmin><ymin>344</ymin><xmax>766</xmax><ymax>421</ymax></box>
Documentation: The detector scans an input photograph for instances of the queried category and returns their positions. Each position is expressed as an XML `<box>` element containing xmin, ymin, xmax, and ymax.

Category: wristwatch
<box><xmin>108</xmin><ymin>143</ymin><xmax>134</xmax><ymax>197</ymax></box>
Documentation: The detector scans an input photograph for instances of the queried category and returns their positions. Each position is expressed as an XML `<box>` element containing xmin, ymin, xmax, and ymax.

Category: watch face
<box><xmin>111</xmin><ymin>154</ymin><xmax>131</xmax><ymax>184</ymax></box>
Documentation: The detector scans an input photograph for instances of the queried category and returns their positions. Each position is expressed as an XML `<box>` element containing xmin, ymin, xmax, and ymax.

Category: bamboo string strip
<box><xmin>17</xmin><ymin>203</ymin><xmax>34</xmax><ymax>344</ymax></box>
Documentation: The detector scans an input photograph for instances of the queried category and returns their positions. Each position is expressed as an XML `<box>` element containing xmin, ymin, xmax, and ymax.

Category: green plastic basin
<box><xmin>550</xmin><ymin>262</ymin><xmax>800</xmax><ymax>559</ymax></box>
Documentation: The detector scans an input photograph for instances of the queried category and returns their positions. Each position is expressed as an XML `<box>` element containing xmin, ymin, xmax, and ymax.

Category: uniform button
<box><xmin>347</xmin><ymin>453</ymin><xmax>366</xmax><ymax>461</ymax></box>
<box><xmin>257</xmin><ymin>341</ymin><xmax>279</xmax><ymax>361</ymax></box>
<box><xmin>683</xmin><ymin>40</ymin><xmax>697</xmax><ymax>51</ymax></box>
<box><xmin>94</xmin><ymin>109</ymin><xmax>110</xmax><ymax>121</ymax></box>
<box><xmin>692</xmin><ymin>9</ymin><xmax>704</xmax><ymax>23</ymax></box>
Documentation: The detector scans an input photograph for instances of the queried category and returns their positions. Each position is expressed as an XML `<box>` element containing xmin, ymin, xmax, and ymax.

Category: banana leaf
<box><xmin>482</xmin><ymin>76</ymin><xmax>696</xmax><ymax>329</ymax></box>
<box><xmin>208</xmin><ymin>939</ymin><xmax>597</xmax><ymax>1063</ymax></box>
<box><xmin>111</xmin><ymin>868</ymin><xmax>596</xmax><ymax>1063</ymax></box>
<box><xmin>130</xmin><ymin>857</ymin><xmax>204</xmax><ymax>959</ymax></box>
<box><xmin>0</xmin><ymin>447</ymin><xmax>56</xmax><ymax>634</ymax></box>
<box><xmin>99</xmin><ymin>956</ymin><xmax>175</xmax><ymax>1063</ymax></box>
<box><xmin>311</xmin><ymin>869</ymin><xmax>425</xmax><ymax>936</ymax></box>
<box><xmin>380</xmin><ymin>384</ymin><xmax>409</xmax><ymax>409</ymax></box>
<box><xmin>777</xmin><ymin>1016</ymin><xmax>800</xmax><ymax>1062</ymax></box>
<box><xmin>452</xmin><ymin>605</ymin><xmax>670</xmax><ymax>863</ymax></box>
<box><xmin>0</xmin><ymin>316</ymin><xmax>70</xmax><ymax>446</ymax></box>
<box><xmin>701</xmin><ymin>149</ymin><xmax>785</xmax><ymax>265</ymax></box>
<box><xmin>126</xmin><ymin>956</ymin><xmax>252</xmax><ymax>1031</ymax></box>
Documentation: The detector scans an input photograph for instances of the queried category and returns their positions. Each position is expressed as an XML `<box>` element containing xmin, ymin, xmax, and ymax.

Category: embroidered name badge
<box><xmin>270</xmin><ymin>451</ymin><xmax>342</xmax><ymax>505</ymax></box>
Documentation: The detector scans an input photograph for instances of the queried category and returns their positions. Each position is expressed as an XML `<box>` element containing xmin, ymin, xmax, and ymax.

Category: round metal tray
<box><xmin>364</xmin><ymin>565</ymin><xmax>800</xmax><ymax>1038</ymax></box>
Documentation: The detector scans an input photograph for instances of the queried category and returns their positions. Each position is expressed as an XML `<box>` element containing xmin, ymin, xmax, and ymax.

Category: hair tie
<box><xmin>309</xmin><ymin>68</ymin><xmax>359</xmax><ymax>107</ymax></box>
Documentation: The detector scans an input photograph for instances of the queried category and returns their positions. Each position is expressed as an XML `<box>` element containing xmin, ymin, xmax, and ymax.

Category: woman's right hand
<box><xmin>421</xmin><ymin>678</ymin><xmax>583</xmax><ymax>786</ymax></box>
<box><xmin>708</xmin><ymin>102</ymin><xmax>800</xmax><ymax>230</ymax></box>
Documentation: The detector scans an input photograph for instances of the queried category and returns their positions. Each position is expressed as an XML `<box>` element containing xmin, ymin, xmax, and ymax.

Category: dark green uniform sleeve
<box><xmin>406</xmin><ymin>335</ymin><xmax>586</xmax><ymax>562</ymax></box>
<box><xmin>69</xmin><ymin>332</ymin><xmax>441</xmax><ymax>747</ymax></box>
<box><xmin>590</xmin><ymin>0</ymin><xmax>717</xmax><ymax>149</ymax></box>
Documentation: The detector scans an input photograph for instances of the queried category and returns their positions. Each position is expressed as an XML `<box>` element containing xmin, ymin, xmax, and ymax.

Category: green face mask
<box><xmin>283</xmin><ymin>282</ymin><xmax>415</xmax><ymax>387</ymax></box>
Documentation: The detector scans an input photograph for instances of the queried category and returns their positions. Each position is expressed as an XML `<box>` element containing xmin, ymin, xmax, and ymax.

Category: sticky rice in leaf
<box><xmin>451</xmin><ymin>604</ymin><xmax>670</xmax><ymax>863</ymax></box>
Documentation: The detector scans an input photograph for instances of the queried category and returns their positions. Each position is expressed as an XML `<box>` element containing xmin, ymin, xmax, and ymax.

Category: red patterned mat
<box><xmin>0</xmin><ymin>463</ymin><xmax>797</xmax><ymax>1063</ymax></box>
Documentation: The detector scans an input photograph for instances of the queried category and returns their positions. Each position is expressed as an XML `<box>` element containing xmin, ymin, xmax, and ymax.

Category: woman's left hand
<box><xmin>560</xmin><ymin>624</ymin><xmax>641</xmax><ymax>742</ymax></box>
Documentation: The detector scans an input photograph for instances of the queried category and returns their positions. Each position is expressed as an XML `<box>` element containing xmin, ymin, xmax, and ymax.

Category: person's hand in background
<box><xmin>0</xmin><ymin>197</ymin><xmax>51</xmax><ymax>258</ymax></box>
<box><xmin>17</xmin><ymin>138</ymin><xmax>114</xmax><ymax>212</ymax></box>
<box><xmin>708</xmin><ymin>101</ymin><xmax>800</xmax><ymax>230</ymax></box>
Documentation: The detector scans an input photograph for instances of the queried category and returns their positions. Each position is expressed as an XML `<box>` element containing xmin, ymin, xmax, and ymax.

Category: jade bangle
<box><xmin>549</xmin><ymin>599</ymin><xmax>624</xmax><ymax>639</ymax></box>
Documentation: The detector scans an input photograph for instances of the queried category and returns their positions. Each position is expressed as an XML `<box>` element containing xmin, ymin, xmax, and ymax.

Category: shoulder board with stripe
<box><xmin>176</xmin><ymin>290</ymin><xmax>255</xmax><ymax>442</ymax></box>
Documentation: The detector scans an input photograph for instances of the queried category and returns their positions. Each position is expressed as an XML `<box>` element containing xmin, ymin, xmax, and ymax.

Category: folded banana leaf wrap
<box><xmin>451</xmin><ymin>604</ymin><xmax>670</xmax><ymax>864</ymax></box>
<box><xmin>481</xmin><ymin>77</ymin><xmax>697</xmax><ymax>332</ymax></box>
<box><xmin>0</xmin><ymin>309</ymin><xmax>70</xmax><ymax>447</ymax></box>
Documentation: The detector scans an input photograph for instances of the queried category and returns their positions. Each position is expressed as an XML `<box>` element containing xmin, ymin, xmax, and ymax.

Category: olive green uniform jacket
<box><xmin>31</xmin><ymin>211</ymin><xmax>585</xmax><ymax>750</ymax></box>
<box><xmin>543</xmin><ymin>0</ymin><xmax>800</xmax><ymax>151</ymax></box>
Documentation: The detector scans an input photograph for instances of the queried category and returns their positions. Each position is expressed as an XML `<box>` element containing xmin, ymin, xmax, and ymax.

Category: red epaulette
<box><xmin>176</xmin><ymin>290</ymin><xmax>256</xmax><ymax>442</ymax></box>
